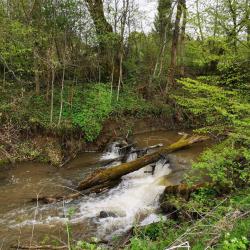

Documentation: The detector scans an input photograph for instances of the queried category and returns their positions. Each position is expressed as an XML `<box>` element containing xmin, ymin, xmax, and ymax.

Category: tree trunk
<box><xmin>195</xmin><ymin>0</ymin><xmax>204</xmax><ymax>41</ymax></box>
<box><xmin>246</xmin><ymin>0</ymin><xmax>250</xmax><ymax>43</ymax></box>
<box><xmin>85</xmin><ymin>0</ymin><xmax>121</xmax><ymax>84</ymax></box>
<box><xmin>85</xmin><ymin>0</ymin><xmax>113</xmax><ymax>43</ymax></box>
<box><xmin>34</xmin><ymin>48</ymin><xmax>40</xmax><ymax>95</ymax></box>
<box><xmin>227</xmin><ymin>0</ymin><xmax>238</xmax><ymax>52</ymax></box>
<box><xmin>166</xmin><ymin>0</ymin><xmax>184</xmax><ymax>92</ymax></box>
<box><xmin>213</xmin><ymin>0</ymin><xmax>219</xmax><ymax>38</ymax></box>
<box><xmin>46</xmin><ymin>69</ymin><xmax>50</xmax><ymax>102</ymax></box>
<box><xmin>179</xmin><ymin>0</ymin><xmax>187</xmax><ymax>76</ymax></box>
<box><xmin>116</xmin><ymin>52</ymin><xmax>123</xmax><ymax>101</ymax></box>
<box><xmin>151</xmin><ymin>1</ymin><xmax>173</xmax><ymax>81</ymax></box>
<box><xmin>116</xmin><ymin>0</ymin><xmax>129</xmax><ymax>100</ymax></box>
<box><xmin>57</xmin><ymin>63</ymin><xmax>65</xmax><ymax>126</ymax></box>
<box><xmin>50</xmin><ymin>66</ymin><xmax>55</xmax><ymax>124</ymax></box>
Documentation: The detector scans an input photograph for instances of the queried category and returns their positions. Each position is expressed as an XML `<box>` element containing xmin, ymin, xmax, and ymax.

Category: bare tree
<box><xmin>166</xmin><ymin>0</ymin><xmax>185</xmax><ymax>92</ymax></box>
<box><xmin>117</xmin><ymin>0</ymin><xmax>129</xmax><ymax>101</ymax></box>
<box><xmin>180</xmin><ymin>0</ymin><xmax>187</xmax><ymax>76</ymax></box>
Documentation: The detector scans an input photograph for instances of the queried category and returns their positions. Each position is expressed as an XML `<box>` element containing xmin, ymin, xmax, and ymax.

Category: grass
<box><xmin>126</xmin><ymin>188</ymin><xmax>250</xmax><ymax>250</ymax></box>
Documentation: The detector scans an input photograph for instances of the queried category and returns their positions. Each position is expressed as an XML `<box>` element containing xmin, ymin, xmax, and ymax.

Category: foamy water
<box><xmin>2</xmin><ymin>143</ymin><xmax>171</xmax><ymax>240</ymax></box>
<box><xmin>100</xmin><ymin>142</ymin><xmax>121</xmax><ymax>160</ymax></box>
<box><xmin>70</xmin><ymin>158</ymin><xmax>171</xmax><ymax>238</ymax></box>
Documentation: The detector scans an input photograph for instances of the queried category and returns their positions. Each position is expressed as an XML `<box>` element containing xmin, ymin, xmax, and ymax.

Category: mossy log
<box><xmin>77</xmin><ymin>135</ymin><xmax>208</xmax><ymax>191</ymax></box>
<box><xmin>33</xmin><ymin>179</ymin><xmax>120</xmax><ymax>204</ymax></box>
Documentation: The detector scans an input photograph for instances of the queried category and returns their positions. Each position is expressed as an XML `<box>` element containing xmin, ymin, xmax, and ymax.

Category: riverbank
<box><xmin>126</xmin><ymin>187</ymin><xmax>250</xmax><ymax>250</ymax></box>
<box><xmin>0</xmin><ymin>130</ymin><xmax>206</xmax><ymax>248</ymax></box>
<box><xmin>1</xmin><ymin>82</ymin><xmax>187</xmax><ymax>167</ymax></box>
<box><xmin>0</xmin><ymin>113</ymin><xmax>184</xmax><ymax>167</ymax></box>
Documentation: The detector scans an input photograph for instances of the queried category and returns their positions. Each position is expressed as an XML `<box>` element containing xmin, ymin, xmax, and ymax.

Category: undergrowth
<box><xmin>127</xmin><ymin>188</ymin><xmax>250</xmax><ymax>250</ymax></box>
<box><xmin>126</xmin><ymin>77</ymin><xmax>250</xmax><ymax>250</ymax></box>
<box><xmin>0</xmin><ymin>82</ymin><xmax>171</xmax><ymax>142</ymax></box>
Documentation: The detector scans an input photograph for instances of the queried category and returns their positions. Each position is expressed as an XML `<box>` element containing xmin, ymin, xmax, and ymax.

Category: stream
<box><xmin>0</xmin><ymin>130</ymin><xmax>210</xmax><ymax>249</ymax></box>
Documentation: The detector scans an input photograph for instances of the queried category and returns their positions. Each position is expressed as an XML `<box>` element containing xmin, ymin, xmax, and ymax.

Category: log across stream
<box><xmin>0</xmin><ymin>130</ymin><xmax>211</xmax><ymax>249</ymax></box>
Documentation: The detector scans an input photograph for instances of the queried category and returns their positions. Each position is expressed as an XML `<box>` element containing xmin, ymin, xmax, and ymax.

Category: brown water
<box><xmin>0</xmin><ymin>130</ymin><xmax>211</xmax><ymax>249</ymax></box>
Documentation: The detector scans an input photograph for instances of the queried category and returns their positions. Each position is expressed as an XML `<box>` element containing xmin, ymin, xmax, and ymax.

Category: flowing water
<box><xmin>0</xmin><ymin>130</ymin><xmax>210</xmax><ymax>248</ymax></box>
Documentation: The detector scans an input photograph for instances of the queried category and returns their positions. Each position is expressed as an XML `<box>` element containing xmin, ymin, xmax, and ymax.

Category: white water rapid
<box><xmin>69</xmin><ymin>146</ymin><xmax>171</xmax><ymax>239</ymax></box>
<box><xmin>1</xmin><ymin>142</ymin><xmax>172</xmax><ymax>242</ymax></box>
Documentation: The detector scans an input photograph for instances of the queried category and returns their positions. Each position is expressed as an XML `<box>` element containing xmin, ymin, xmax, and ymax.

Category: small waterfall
<box><xmin>5</xmin><ymin>141</ymin><xmax>172</xmax><ymax>241</ymax></box>
<box><xmin>125</xmin><ymin>150</ymin><xmax>137</xmax><ymax>162</ymax></box>
<box><xmin>100</xmin><ymin>142</ymin><xmax>121</xmax><ymax>160</ymax></box>
<box><xmin>69</xmin><ymin>157</ymin><xmax>171</xmax><ymax>239</ymax></box>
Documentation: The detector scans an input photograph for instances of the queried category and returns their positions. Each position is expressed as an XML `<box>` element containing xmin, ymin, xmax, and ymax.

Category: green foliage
<box><xmin>173</xmin><ymin>78</ymin><xmax>250</xmax><ymax>138</ymax></box>
<box><xmin>127</xmin><ymin>220</ymin><xmax>184</xmax><ymax>250</ymax></box>
<box><xmin>69</xmin><ymin>84</ymin><xmax>112</xmax><ymax>141</ymax></box>
<box><xmin>134</xmin><ymin>220</ymin><xmax>165</xmax><ymax>241</ymax></box>
<box><xmin>113</xmin><ymin>85</ymin><xmax>154</xmax><ymax>116</ymax></box>
<box><xmin>128</xmin><ymin>189</ymin><xmax>250</xmax><ymax>250</ymax></box>
<box><xmin>191</xmin><ymin>141</ymin><xmax>250</xmax><ymax>189</ymax></box>
<box><xmin>0</xmin><ymin>81</ymin><xmax>165</xmax><ymax>142</ymax></box>
<box><xmin>74</xmin><ymin>239</ymin><xmax>101</xmax><ymax>250</ymax></box>
<box><xmin>154</xmin><ymin>0</ymin><xmax>172</xmax><ymax>41</ymax></box>
<box><xmin>0</xmin><ymin>17</ymin><xmax>34</xmax><ymax>77</ymax></box>
<box><xmin>174</xmin><ymin>77</ymin><xmax>250</xmax><ymax>190</ymax></box>
<box><xmin>219</xmin><ymin>216</ymin><xmax>250</xmax><ymax>249</ymax></box>
<box><xmin>222</xmin><ymin>234</ymin><xmax>249</xmax><ymax>250</ymax></box>
<box><xmin>125</xmin><ymin>32</ymin><xmax>162</xmax><ymax>84</ymax></box>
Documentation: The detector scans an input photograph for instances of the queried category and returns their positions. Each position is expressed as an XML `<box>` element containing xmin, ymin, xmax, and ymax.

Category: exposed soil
<box><xmin>0</xmin><ymin>114</ymin><xmax>182</xmax><ymax>167</ymax></box>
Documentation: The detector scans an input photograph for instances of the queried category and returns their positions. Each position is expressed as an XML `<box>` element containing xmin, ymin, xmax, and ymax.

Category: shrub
<box><xmin>173</xmin><ymin>77</ymin><xmax>250</xmax><ymax>190</ymax></box>
<box><xmin>70</xmin><ymin>84</ymin><xmax>112</xmax><ymax>141</ymax></box>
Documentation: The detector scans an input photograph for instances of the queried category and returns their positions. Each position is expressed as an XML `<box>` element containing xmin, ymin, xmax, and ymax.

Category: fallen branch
<box><xmin>11</xmin><ymin>245</ymin><xmax>67</xmax><ymax>249</ymax></box>
<box><xmin>34</xmin><ymin>179</ymin><xmax>121</xmax><ymax>203</ymax></box>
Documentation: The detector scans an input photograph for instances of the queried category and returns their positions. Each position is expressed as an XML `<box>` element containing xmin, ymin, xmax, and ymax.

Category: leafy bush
<box><xmin>113</xmin><ymin>86</ymin><xmax>154</xmax><ymax>116</ymax></box>
<box><xmin>222</xmin><ymin>234</ymin><xmax>249</xmax><ymax>250</ymax></box>
<box><xmin>191</xmin><ymin>141</ymin><xmax>250</xmax><ymax>190</ymax></box>
<box><xmin>70</xmin><ymin>84</ymin><xmax>112</xmax><ymax>141</ymax></box>
<box><xmin>173</xmin><ymin>77</ymin><xmax>250</xmax><ymax>190</ymax></box>
<box><xmin>173</xmin><ymin>78</ymin><xmax>250</xmax><ymax>137</ymax></box>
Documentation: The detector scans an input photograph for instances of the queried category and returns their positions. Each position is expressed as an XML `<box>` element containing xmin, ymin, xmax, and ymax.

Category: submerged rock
<box><xmin>99</xmin><ymin>211</ymin><xmax>118</xmax><ymax>218</ymax></box>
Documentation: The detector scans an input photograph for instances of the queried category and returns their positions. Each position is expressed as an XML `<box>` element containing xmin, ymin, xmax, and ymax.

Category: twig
<box><xmin>63</xmin><ymin>200</ymin><xmax>71</xmax><ymax>250</ymax></box>
<box><xmin>11</xmin><ymin>245</ymin><xmax>67</xmax><ymax>249</ymax></box>
<box><xmin>166</xmin><ymin>198</ymin><xmax>228</xmax><ymax>248</ymax></box>
<box><xmin>29</xmin><ymin>192</ymin><xmax>40</xmax><ymax>248</ymax></box>
<box><xmin>165</xmin><ymin>241</ymin><xmax>190</xmax><ymax>250</ymax></box>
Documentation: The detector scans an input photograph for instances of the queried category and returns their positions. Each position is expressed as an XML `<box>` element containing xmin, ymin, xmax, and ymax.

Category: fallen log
<box><xmin>33</xmin><ymin>179</ymin><xmax>121</xmax><ymax>203</ymax></box>
<box><xmin>77</xmin><ymin>135</ymin><xmax>208</xmax><ymax>191</ymax></box>
<box><xmin>35</xmin><ymin>135</ymin><xmax>208</xmax><ymax>204</ymax></box>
